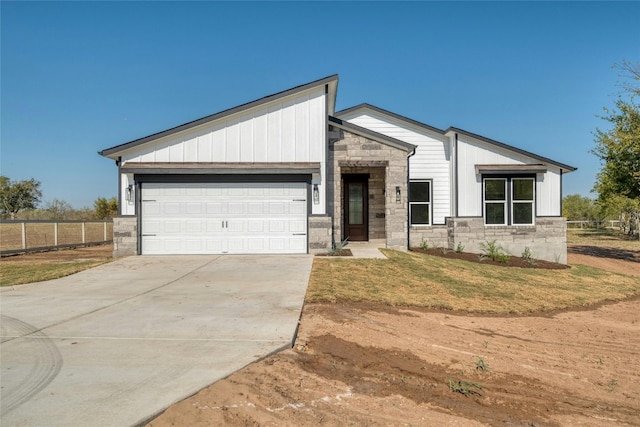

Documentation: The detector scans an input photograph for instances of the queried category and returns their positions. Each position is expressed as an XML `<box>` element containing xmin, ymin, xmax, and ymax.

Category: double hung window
<box><xmin>483</xmin><ymin>177</ymin><xmax>535</xmax><ymax>225</ymax></box>
<box><xmin>409</xmin><ymin>181</ymin><xmax>431</xmax><ymax>226</ymax></box>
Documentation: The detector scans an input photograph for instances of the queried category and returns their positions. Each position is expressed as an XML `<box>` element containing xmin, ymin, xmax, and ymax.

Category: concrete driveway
<box><xmin>0</xmin><ymin>254</ymin><xmax>313</xmax><ymax>427</ymax></box>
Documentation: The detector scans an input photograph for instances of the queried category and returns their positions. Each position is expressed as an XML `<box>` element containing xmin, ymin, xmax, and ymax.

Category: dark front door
<box><xmin>344</xmin><ymin>175</ymin><xmax>368</xmax><ymax>241</ymax></box>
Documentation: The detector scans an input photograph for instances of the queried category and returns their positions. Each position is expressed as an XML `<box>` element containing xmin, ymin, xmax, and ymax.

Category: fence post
<box><xmin>21</xmin><ymin>222</ymin><xmax>27</xmax><ymax>250</ymax></box>
<box><xmin>103</xmin><ymin>221</ymin><xmax>107</xmax><ymax>242</ymax></box>
<box><xmin>54</xmin><ymin>222</ymin><xmax>59</xmax><ymax>246</ymax></box>
<box><xmin>82</xmin><ymin>222</ymin><xmax>86</xmax><ymax>244</ymax></box>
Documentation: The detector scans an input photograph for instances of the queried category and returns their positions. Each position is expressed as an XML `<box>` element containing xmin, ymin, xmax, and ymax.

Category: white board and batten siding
<box><xmin>456</xmin><ymin>136</ymin><xmax>563</xmax><ymax>217</ymax></box>
<box><xmin>337</xmin><ymin>111</ymin><xmax>452</xmax><ymax>225</ymax></box>
<box><xmin>141</xmin><ymin>182</ymin><xmax>307</xmax><ymax>255</ymax></box>
<box><xmin>118</xmin><ymin>86</ymin><xmax>328</xmax><ymax>215</ymax></box>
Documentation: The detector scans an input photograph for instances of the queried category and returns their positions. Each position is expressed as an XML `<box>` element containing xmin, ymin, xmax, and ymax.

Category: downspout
<box><xmin>136</xmin><ymin>178</ymin><xmax>142</xmax><ymax>255</ymax></box>
<box><xmin>454</xmin><ymin>133</ymin><xmax>459</xmax><ymax>218</ymax></box>
<box><xmin>560</xmin><ymin>169</ymin><xmax>563</xmax><ymax>217</ymax></box>
<box><xmin>407</xmin><ymin>147</ymin><xmax>417</xmax><ymax>250</ymax></box>
<box><xmin>116</xmin><ymin>157</ymin><xmax>122</xmax><ymax>216</ymax></box>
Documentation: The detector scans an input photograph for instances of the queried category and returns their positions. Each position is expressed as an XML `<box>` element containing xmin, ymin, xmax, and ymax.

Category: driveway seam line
<box><xmin>1</xmin><ymin>256</ymin><xmax>222</xmax><ymax>343</ymax></box>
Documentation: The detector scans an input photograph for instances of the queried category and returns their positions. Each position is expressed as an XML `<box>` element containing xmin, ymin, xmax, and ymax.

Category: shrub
<box><xmin>521</xmin><ymin>247</ymin><xmax>537</xmax><ymax>265</ymax></box>
<box><xmin>479</xmin><ymin>240</ymin><xmax>510</xmax><ymax>264</ymax></box>
<box><xmin>328</xmin><ymin>237</ymin><xmax>349</xmax><ymax>256</ymax></box>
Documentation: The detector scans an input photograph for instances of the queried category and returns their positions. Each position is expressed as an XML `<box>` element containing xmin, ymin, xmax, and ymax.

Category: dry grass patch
<box><xmin>567</xmin><ymin>228</ymin><xmax>639</xmax><ymax>250</ymax></box>
<box><xmin>0</xmin><ymin>260</ymin><xmax>109</xmax><ymax>287</ymax></box>
<box><xmin>307</xmin><ymin>249</ymin><xmax>639</xmax><ymax>314</ymax></box>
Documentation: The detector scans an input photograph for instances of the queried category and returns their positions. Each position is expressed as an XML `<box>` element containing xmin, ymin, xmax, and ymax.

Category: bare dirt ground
<box><xmin>147</xmin><ymin>244</ymin><xmax>640</xmax><ymax>427</ymax></box>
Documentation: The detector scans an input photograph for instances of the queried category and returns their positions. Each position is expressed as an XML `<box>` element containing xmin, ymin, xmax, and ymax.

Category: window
<box><xmin>483</xmin><ymin>177</ymin><xmax>535</xmax><ymax>226</ymax></box>
<box><xmin>409</xmin><ymin>181</ymin><xmax>431</xmax><ymax>225</ymax></box>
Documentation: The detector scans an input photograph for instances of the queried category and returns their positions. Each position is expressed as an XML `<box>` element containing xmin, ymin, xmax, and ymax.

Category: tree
<box><xmin>45</xmin><ymin>198</ymin><xmax>74</xmax><ymax>220</ymax></box>
<box><xmin>562</xmin><ymin>194</ymin><xmax>599</xmax><ymax>221</ymax></box>
<box><xmin>592</xmin><ymin>62</ymin><xmax>640</xmax><ymax>237</ymax></box>
<box><xmin>0</xmin><ymin>176</ymin><xmax>43</xmax><ymax>219</ymax></box>
<box><xmin>94</xmin><ymin>197</ymin><xmax>118</xmax><ymax>219</ymax></box>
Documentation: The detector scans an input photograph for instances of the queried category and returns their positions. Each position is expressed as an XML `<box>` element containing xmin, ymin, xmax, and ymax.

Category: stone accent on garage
<box><xmin>113</xmin><ymin>216</ymin><xmax>137</xmax><ymax>258</ymax></box>
<box><xmin>308</xmin><ymin>215</ymin><xmax>333</xmax><ymax>254</ymax></box>
<box><xmin>328</xmin><ymin>128</ymin><xmax>410</xmax><ymax>250</ymax></box>
<box><xmin>446</xmin><ymin>217</ymin><xmax>568</xmax><ymax>264</ymax></box>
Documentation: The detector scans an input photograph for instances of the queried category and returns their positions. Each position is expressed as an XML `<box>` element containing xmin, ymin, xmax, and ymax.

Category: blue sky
<box><xmin>2</xmin><ymin>1</ymin><xmax>639</xmax><ymax>209</ymax></box>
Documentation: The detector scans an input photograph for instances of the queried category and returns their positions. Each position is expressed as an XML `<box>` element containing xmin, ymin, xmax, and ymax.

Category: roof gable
<box><xmin>335</xmin><ymin>103</ymin><xmax>446</xmax><ymax>136</ymax></box>
<box><xmin>100</xmin><ymin>75</ymin><xmax>338</xmax><ymax>159</ymax></box>
<box><xmin>446</xmin><ymin>127</ymin><xmax>577</xmax><ymax>172</ymax></box>
<box><xmin>336</xmin><ymin>103</ymin><xmax>575</xmax><ymax>173</ymax></box>
<box><xmin>328</xmin><ymin>116</ymin><xmax>415</xmax><ymax>152</ymax></box>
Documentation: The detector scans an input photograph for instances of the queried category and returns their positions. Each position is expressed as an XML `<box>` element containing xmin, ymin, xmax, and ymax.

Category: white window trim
<box><xmin>483</xmin><ymin>178</ymin><xmax>507</xmax><ymax>226</ymax></box>
<box><xmin>409</xmin><ymin>180</ymin><xmax>432</xmax><ymax>226</ymax></box>
<box><xmin>483</xmin><ymin>177</ymin><xmax>536</xmax><ymax>226</ymax></box>
<box><xmin>511</xmin><ymin>177</ymin><xmax>535</xmax><ymax>226</ymax></box>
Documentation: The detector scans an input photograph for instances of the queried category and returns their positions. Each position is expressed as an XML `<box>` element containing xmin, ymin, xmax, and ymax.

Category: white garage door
<box><xmin>141</xmin><ymin>182</ymin><xmax>307</xmax><ymax>255</ymax></box>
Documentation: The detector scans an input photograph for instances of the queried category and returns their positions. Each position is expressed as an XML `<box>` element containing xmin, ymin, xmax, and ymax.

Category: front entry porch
<box><xmin>328</xmin><ymin>125</ymin><xmax>412</xmax><ymax>250</ymax></box>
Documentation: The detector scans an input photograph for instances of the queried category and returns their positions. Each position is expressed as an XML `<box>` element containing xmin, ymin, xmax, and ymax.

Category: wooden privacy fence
<box><xmin>0</xmin><ymin>220</ymin><xmax>113</xmax><ymax>256</ymax></box>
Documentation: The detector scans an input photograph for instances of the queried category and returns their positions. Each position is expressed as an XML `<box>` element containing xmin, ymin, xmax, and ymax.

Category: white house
<box><xmin>100</xmin><ymin>75</ymin><xmax>576</xmax><ymax>263</ymax></box>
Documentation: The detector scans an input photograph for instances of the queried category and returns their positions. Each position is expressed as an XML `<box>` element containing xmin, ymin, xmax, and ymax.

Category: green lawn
<box><xmin>307</xmin><ymin>249</ymin><xmax>639</xmax><ymax>314</ymax></box>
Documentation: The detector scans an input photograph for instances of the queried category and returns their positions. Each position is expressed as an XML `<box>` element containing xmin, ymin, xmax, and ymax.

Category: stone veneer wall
<box><xmin>308</xmin><ymin>215</ymin><xmax>333</xmax><ymax>254</ymax></box>
<box><xmin>409</xmin><ymin>226</ymin><xmax>449</xmax><ymax>249</ymax></box>
<box><xmin>112</xmin><ymin>216</ymin><xmax>137</xmax><ymax>258</ymax></box>
<box><xmin>328</xmin><ymin>128</ymin><xmax>410</xmax><ymax>250</ymax></box>
<box><xmin>446</xmin><ymin>217</ymin><xmax>568</xmax><ymax>264</ymax></box>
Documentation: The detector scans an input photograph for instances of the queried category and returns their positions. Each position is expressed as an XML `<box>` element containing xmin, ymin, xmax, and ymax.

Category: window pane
<box><xmin>485</xmin><ymin>202</ymin><xmax>505</xmax><ymax>225</ymax></box>
<box><xmin>410</xmin><ymin>204</ymin><xmax>430</xmax><ymax>225</ymax></box>
<box><xmin>513</xmin><ymin>179</ymin><xmax>534</xmax><ymax>201</ymax></box>
<box><xmin>485</xmin><ymin>179</ymin><xmax>506</xmax><ymax>200</ymax></box>
<box><xmin>409</xmin><ymin>182</ymin><xmax>430</xmax><ymax>202</ymax></box>
<box><xmin>513</xmin><ymin>203</ymin><xmax>533</xmax><ymax>224</ymax></box>
<box><xmin>348</xmin><ymin>183</ymin><xmax>363</xmax><ymax>225</ymax></box>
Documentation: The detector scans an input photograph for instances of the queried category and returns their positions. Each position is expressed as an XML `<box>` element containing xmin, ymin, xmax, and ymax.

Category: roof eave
<box><xmin>445</xmin><ymin>127</ymin><xmax>577</xmax><ymax>173</ymax></box>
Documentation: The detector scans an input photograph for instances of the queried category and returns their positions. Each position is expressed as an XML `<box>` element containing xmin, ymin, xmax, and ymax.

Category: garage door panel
<box><xmin>163</xmin><ymin>203</ymin><xmax>181</xmax><ymax>215</ymax></box>
<box><xmin>185</xmin><ymin>203</ymin><xmax>202</xmax><ymax>214</ymax></box>
<box><xmin>185</xmin><ymin>221</ymin><xmax>203</xmax><ymax>233</ymax></box>
<box><xmin>269</xmin><ymin>220</ymin><xmax>285</xmax><ymax>232</ymax></box>
<box><xmin>141</xmin><ymin>182</ymin><xmax>307</xmax><ymax>255</ymax></box>
<box><xmin>247</xmin><ymin>220</ymin><xmax>265</xmax><ymax>233</ymax></box>
<box><xmin>289</xmin><ymin>237</ymin><xmax>306</xmax><ymax>251</ymax></box>
<box><xmin>205</xmin><ymin>239</ymin><xmax>224</xmax><ymax>252</ymax></box>
<box><xmin>163</xmin><ymin>239</ymin><xmax>184</xmax><ymax>252</ymax></box>
<box><xmin>185</xmin><ymin>239</ymin><xmax>203</xmax><ymax>252</ymax></box>
<box><xmin>142</xmin><ymin>203</ymin><xmax>161</xmax><ymax>215</ymax></box>
<box><xmin>206</xmin><ymin>202</ymin><xmax>223</xmax><ymax>215</ymax></box>
<box><xmin>269</xmin><ymin>202</ymin><xmax>285</xmax><ymax>214</ymax></box>
<box><xmin>227</xmin><ymin>239</ymin><xmax>245</xmax><ymax>252</ymax></box>
<box><xmin>206</xmin><ymin>221</ymin><xmax>224</xmax><ymax>233</ymax></box>
<box><xmin>228</xmin><ymin>202</ymin><xmax>244</xmax><ymax>215</ymax></box>
<box><xmin>247</xmin><ymin>202</ymin><xmax>265</xmax><ymax>215</ymax></box>
<box><xmin>289</xmin><ymin>202</ymin><xmax>306</xmax><ymax>215</ymax></box>
<box><xmin>289</xmin><ymin>220</ymin><xmax>306</xmax><ymax>233</ymax></box>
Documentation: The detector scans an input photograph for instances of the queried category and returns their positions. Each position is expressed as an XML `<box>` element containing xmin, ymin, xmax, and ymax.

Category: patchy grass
<box><xmin>567</xmin><ymin>228</ymin><xmax>639</xmax><ymax>249</ymax></box>
<box><xmin>0</xmin><ymin>260</ymin><xmax>109</xmax><ymax>287</ymax></box>
<box><xmin>307</xmin><ymin>250</ymin><xmax>640</xmax><ymax>314</ymax></box>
